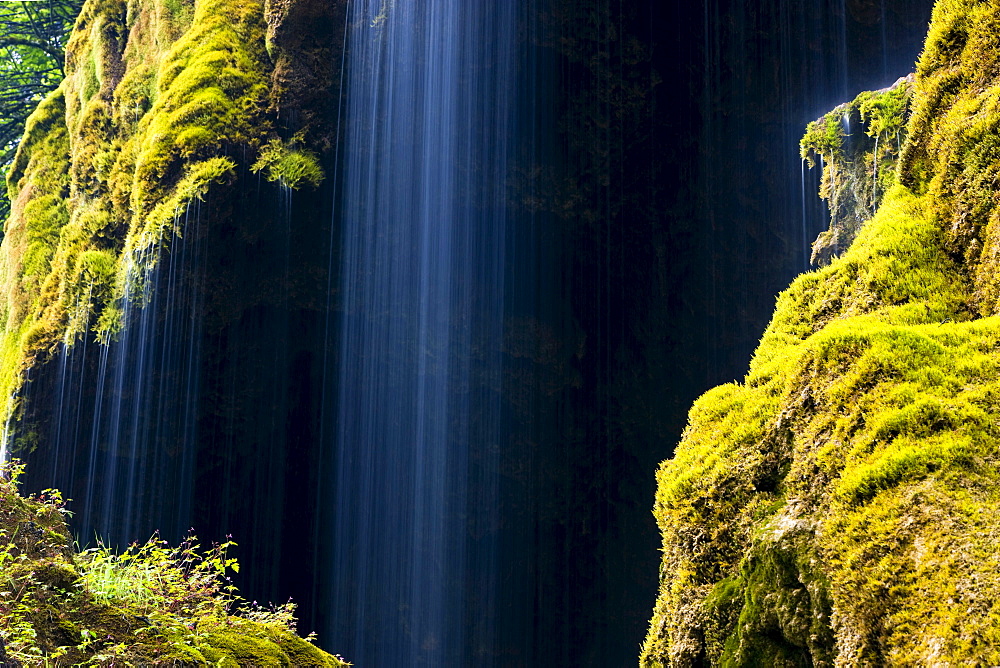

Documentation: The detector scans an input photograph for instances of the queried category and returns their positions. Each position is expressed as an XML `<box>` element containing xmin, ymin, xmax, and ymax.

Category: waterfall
<box><xmin>801</xmin><ymin>157</ymin><xmax>809</xmax><ymax>269</ymax></box>
<box><xmin>11</xmin><ymin>176</ymin><xmax>317</xmax><ymax>612</ymax></box>
<box><xmin>328</xmin><ymin>0</ymin><xmax>515</xmax><ymax>663</ymax></box>
<box><xmin>14</xmin><ymin>205</ymin><xmax>208</xmax><ymax>546</ymax></box>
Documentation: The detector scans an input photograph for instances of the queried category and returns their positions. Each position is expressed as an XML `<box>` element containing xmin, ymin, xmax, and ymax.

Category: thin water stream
<box><xmin>327</xmin><ymin>1</ymin><xmax>515</xmax><ymax>662</ymax></box>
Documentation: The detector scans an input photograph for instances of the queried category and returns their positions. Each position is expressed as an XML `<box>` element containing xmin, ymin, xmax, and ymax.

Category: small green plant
<box><xmin>0</xmin><ymin>460</ymin><xmax>349</xmax><ymax>665</ymax></box>
<box><xmin>78</xmin><ymin>531</ymin><xmax>240</xmax><ymax>626</ymax></box>
<box><xmin>800</xmin><ymin>110</ymin><xmax>846</xmax><ymax>168</ymax></box>
<box><xmin>252</xmin><ymin>135</ymin><xmax>325</xmax><ymax>190</ymax></box>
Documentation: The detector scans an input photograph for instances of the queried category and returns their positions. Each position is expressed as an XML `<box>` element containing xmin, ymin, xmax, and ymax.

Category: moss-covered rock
<box><xmin>0</xmin><ymin>0</ymin><xmax>334</xmax><ymax>433</ymax></box>
<box><xmin>0</xmin><ymin>87</ymin><xmax>71</xmax><ymax>448</ymax></box>
<box><xmin>801</xmin><ymin>76</ymin><xmax>913</xmax><ymax>267</ymax></box>
<box><xmin>194</xmin><ymin>625</ymin><xmax>342</xmax><ymax>665</ymax></box>
<box><xmin>264</xmin><ymin>0</ymin><xmax>345</xmax><ymax>150</ymax></box>
<box><xmin>0</xmin><ymin>0</ymin><xmax>346</xmax><ymax>660</ymax></box>
<box><xmin>643</xmin><ymin>2</ymin><xmax>1000</xmax><ymax>665</ymax></box>
<box><xmin>201</xmin><ymin>630</ymin><xmax>292</xmax><ymax>665</ymax></box>
<box><xmin>900</xmin><ymin>0</ymin><xmax>1000</xmax><ymax>317</ymax></box>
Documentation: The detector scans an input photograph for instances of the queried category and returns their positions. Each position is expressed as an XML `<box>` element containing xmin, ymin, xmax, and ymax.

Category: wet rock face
<box><xmin>802</xmin><ymin>75</ymin><xmax>914</xmax><ymax>267</ymax></box>
<box><xmin>265</xmin><ymin>0</ymin><xmax>346</xmax><ymax>150</ymax></box>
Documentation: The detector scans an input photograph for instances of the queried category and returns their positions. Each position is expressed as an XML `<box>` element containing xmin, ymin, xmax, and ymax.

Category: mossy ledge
<box><xmin>800</xmin><ymin>75</ymin><xmax>913</xmax><ymax>267</ymax></box>
<box><xmin>643</xmin><ymin>1</ymin><xmax>1000</xmax><ymax>665</ymax></box>
<box><xmin>0</xmin><ymin>0</ymin><xmax>328</xmax><ymax>437</ymax></box>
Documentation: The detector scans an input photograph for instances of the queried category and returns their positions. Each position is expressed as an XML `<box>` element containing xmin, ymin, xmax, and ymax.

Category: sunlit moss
<box><xmin>644</xmin><ymin>187</ymin><xmax>1000</xmax><ymax>666</ymax></box>
<box><xmin>0</xmin><ymin>86</ymin><xmax>71</xmax><ymax>444</ymax></box>
<box><xmin>800</xmin><ymin>78</ymin><xmax>914</xmax><ymax>266</ymax></box>
<box><xmin>0</xmin><ymin>0</ymin><xmax>289</xmax><ymax>429</ymax></box>
<box><xmin>252</xmin><ymin>136</ymin><xmax>324</xmax><ymax>190</ymax></box>
<box><xmin>901</xmin><ymin>0</ymin><xmax>1000</xmax><ymax>313</ymax></box>
<box><xmin>643</xmin><ymin>1</ymin><xmax>1000</xmax><ymax>661</ymax></box>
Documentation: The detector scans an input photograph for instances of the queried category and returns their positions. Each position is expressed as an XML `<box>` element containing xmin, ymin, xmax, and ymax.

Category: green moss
<box><xmin>159</xmin><ymin>643</ymin><xmax>209</xmax><ymax>663</ymax></box>
<box><xmin>0</xmin><ymin>86</ymin><xmax>71</xmax><ymax>441</ymax></box>
<box><xmin>6</xmin><ymin>87</ymin><xmax>69</xmax><ymax>197</ymax></box>
<box><xmin>800</xmin><ymin>77</ymin><xmax>914</xmax><ymax>265</ymax></box>
<box><xmin>203</xmin><ymin>630</ymin><xmax>291</xmax><ymax>665</ymax></box>
<box><xmin>0</xmin><ymin>0</ymin><xmax>288</xmax><ymax>430</ymax></box>
<box><xmin>80</xmin><ymin>39</ymin><xmax>101</xmax><ymax>104</ymax></box>
<box><xmin>129</xmin><ymin>0</ymin><xmax>270</xmax><ymax>222</ymax></box>
<box><xmin>644</xmin><ymin>3</ymin><xmax>1000</xmax><ymax>662</ymax></box>
<box><xmin>267</xmin><ymin>627</ymin><xmax>343</xmax><ymax>666</ymax></box>
<box><xmin>77</xmin><ymin>248</ymin><xmax>116</xmax><ymax>282</ymax></box>
<box><xmin>899</xmin><ymin>0</ymin><xmax>1000</xmax><ymax>313</ymax></box>
<box><xmin>800</xmin><ymin>111</ymin><xmax>845</xmax><ymax>167</ymax></box>
<box><xmin>161</xmin><ymin>0</ymin><xmax>195</xmax><ymax>31</ymax></box>
<box><xmin>196</xmin><ymin>623</ymin><xmax>345</xmax><ymax>666</ymax></box>
<box><xmin>252</xmin><ymin>137</ymin><xmax>325</xmax><ymax>190</ymax></box>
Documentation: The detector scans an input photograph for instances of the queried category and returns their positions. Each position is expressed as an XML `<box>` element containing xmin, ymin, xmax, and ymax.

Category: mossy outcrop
<box><xmin>643</xmin><ymin>1</ymin><xmax>1000</xmax><ymax>665</ymax></box>
<box><xmin>801</xmin><ymin>76</ymin><xmax>913</xmax><ymax>267</ymax></box>
<box><xmin>0</xmin><ymin>0</ymin><xmax>335</xmax><ymax>439</ymax></box>
<box><xmin>0</xmin><ymin>0</ymin><xmax>346</xmax><ymax>659</ymax></box>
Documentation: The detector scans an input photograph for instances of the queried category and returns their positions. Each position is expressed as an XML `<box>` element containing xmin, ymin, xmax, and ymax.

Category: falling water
<box><xmin>801</xmin><ymin>157</ymin><xmax>809</xmax><ymax>270</ymax></box>
<box><xmin>329</xmin><ymin>0</ymin><xmax>514</xmax><ymax>663</ymax></box>
<box><xmin>10</xmin><ymin>173</ymin><xmax>319</xmax><ymax>617</ymax></box>
<box><xmin>14</xmin><ymin>205</ymin><xmax>208</xmax><ymax>546</ymax></box>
